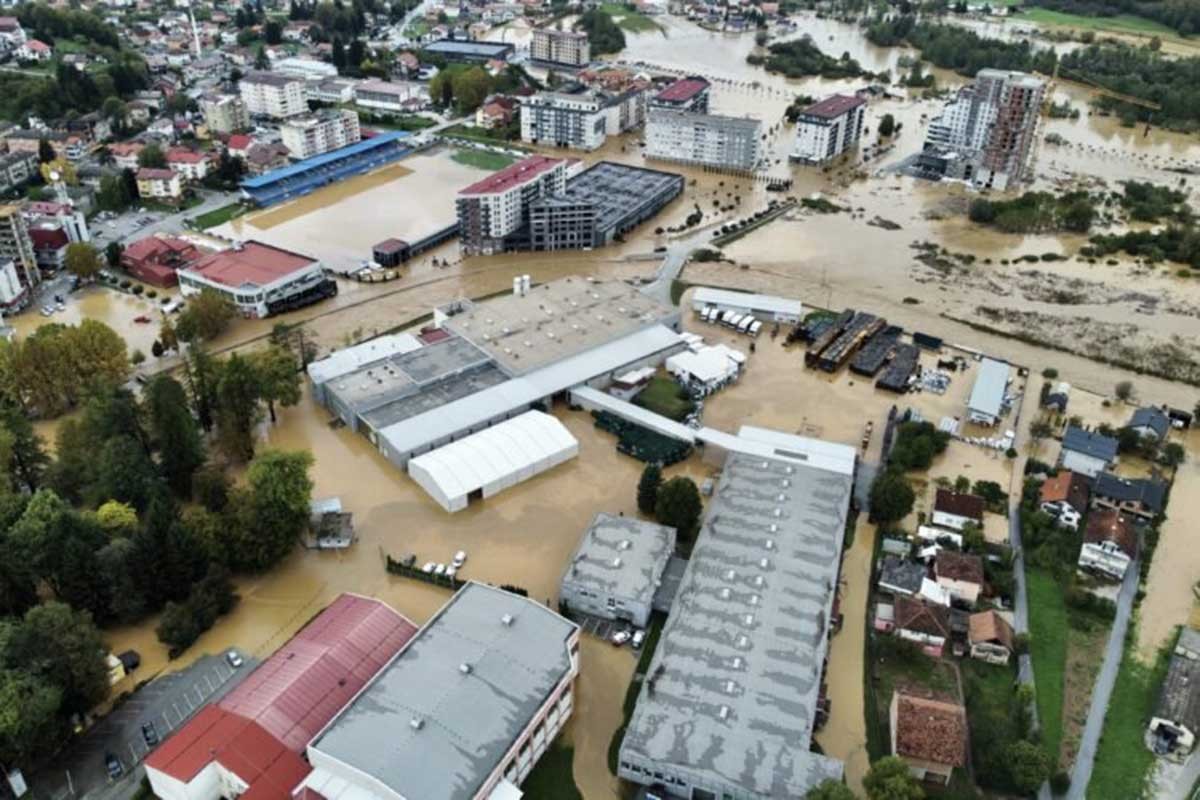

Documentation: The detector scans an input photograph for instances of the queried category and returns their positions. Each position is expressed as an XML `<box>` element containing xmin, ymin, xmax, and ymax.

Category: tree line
<box><xmin>576</xmin><ymin>8</ymin><xmax>627</xmax><ymax>56</ymax></box>
<box><xmin>1026</xmin><ymin>0</ymin><xmax>1200</xmax><ymax>37</ymax></box>
<box><xmin>747</xmin><ymin>36</ymin><xmax>880</xmax><ymax>79</ymax></box>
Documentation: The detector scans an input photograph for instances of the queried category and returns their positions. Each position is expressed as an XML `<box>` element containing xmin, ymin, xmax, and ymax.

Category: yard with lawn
<box><xmin>633</xmin><ymin>375</ymin><xmax>695</xmax><ymax>421</ymax></box>
<box><xmin>450</xmin><ymin>148</ymin><xmax>517</xmax><ymax>171</ymax></box>
<box><xmin>1027</xmin><ymin>569</ymin><xmax>1068</xmax><ymax>765</ymax></box>
<box><xmin>1014</xmin><ymin>7</ymin><xmax>1176</xmax><ymax>37</ymax></box>
<box><xmin>600</xmin><ymin>2</ymin><xmax>663</xmax><ymax>33</ymax></box>
<box><xmin>189</xmin><ymin>202</ymin><xmax>247</xmax><ymax>230</ymax></box>
<box><xmin>523</xmin><ymin>743</ymin><xmax>582</xmax><ymax>800</ymax></box>
<box><xmin>866</xmin><ymin>636</ymin><xmax>960</xmax><ymax>756</ymax></box>
<box><xmin>1086</xmin><ymin>627</ymin><xmax>1177</xmax><ymax>800</ymax></box>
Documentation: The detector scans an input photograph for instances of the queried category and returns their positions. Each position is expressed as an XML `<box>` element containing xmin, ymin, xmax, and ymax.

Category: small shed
<box><xmin>309</xmin><ymin>497</ymin><xmax>355</xmax><ymax>549</ymax></box>
<box><xmin>372</xmin><ymin>238</ymin><xmax>410</xmax><ymax>267</ymax></box>
<box><xmin>966</xmin><ymin>357</ymin><xmax>1010</xmax><ymax>425</ymax></box>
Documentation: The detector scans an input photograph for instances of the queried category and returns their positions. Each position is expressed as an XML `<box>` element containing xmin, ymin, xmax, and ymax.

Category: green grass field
<box><xmin>450</xmin><ymin>148</ymin><xmax>517</xmax><ymax>171</ymax></box>
<box><xmin>190</xmin><ymin>202</ymin><xmax>247</xmax><ymax>230</ymax></box>
<box><xmin>599</xmin><ymin>2</ymin><xmax>663</xmax><ymax>33</ymax></box>
<box><xmin>633</xmin><ymin>375</ymin><xmax>695</xmax><ymax>421</ymax></box>
<box><xmin>1015</xmin><ymin>7</ymin><xmax>1176</xmax><ymax>37</ymax></box>
<box><xmin>1086</xmin><ymin>631</ymin><xmax>1175</xmax><ymax>800</ymax></box>
<box><xmin>522</xmin><ymin>744</ymin><xmax>582</xmax><ymax>800</ymax></box>
<box><xmin>1027</xmin><ymin>569</ymin><xmax>1068</xmax><ymax>764</ymax></box>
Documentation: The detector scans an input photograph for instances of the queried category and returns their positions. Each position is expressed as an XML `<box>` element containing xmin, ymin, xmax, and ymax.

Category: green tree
<box><xmin>215</xmin><ymin>353</ymin><xmax>262</xmax><ymax>461</ymax></box>
<box><xmin>37</xmin><ymin>138</ymin><xmax>56</xmax><ymax>164</ymax></box>
<box><xmin>251</xmin><ymin>345</ymin><xmax>301</xmax><ymax>423</ymax></box>
<box><xmin>8</xmin><ymin>602</ymin><xmax>109</xmax><ymax>715</ymax></box>
<box><xmin>159</xmin><ymin>315</ymin><xmax>179</xmax><ymax>353</ymax></box>
<box><xmin>146</xmin><ymin>376</ymin><xmax>206</xmax><ymax>496</ymax></box>
<box><xmin>637</xmin><ymin>463</ymin><xmax>662</xmax><ymax>515</ymax></box>
<box><xmin>137</xmin><ymin>143</ymin><xmax>166</xmax><ymax>168</ymax></box>
<box><xmin>191</xmin><ymin>464</ymin><xmax>230</xmax><ymax>512</ymax></box>
<box><xmin>95</xmin><ymin>536</ymin><xmax>145</xmax><ymax>623</ymax></box>
<box><xmin>64</xmin><ymin>242</ymin><xmax>102</xmax><ymax>280</ymax></box>
<box><xmin>575</xmin><ymin>8</ymin><xmax>625</xmax><ymax>55</ymax></box>
<box><xmin>869</xmin><ymin>469</ymin><xmax>915</xmax><ymax>525</ymax></box>
<box><xmin>254</xmin><ymin>42</ymin><xmax>270</xmax><ymax>70</ymax></box>
<box><xmin>104</xmin><ymin>240</ymin><xmax>123</xmax><ymax>268</ymax></box>
<box><xmin>1115</xmin><ymin>380</ymin><xmax>1134</xmax><ymax>401</ymax></box>
<box><xmin>1163</xmin><ymin>441</ymin><xmax>1186</xmax><ymax>467</ymax></box>
<box><xmin>233</xmin><ymin>449</ymin><xmax>313</xmax><ymax>571</ymax></box>
<box><xmin>452</xmin><ymin>66</ymin><xmax>492</xmax><ymax>113</ymax></box>
<box><xmin>94</xmin><ymin>499</ymin><xmax>138</xmax><ymax>537</ymax></box>
<box><xmin>92</xmin><ymin>435</ymin><xmax>162</xmax><ymax>511</ymax></box>
<box><xmin>864</xmin><ymin>756</ymin><xmax>925</xmax><ymax>800</ymax></box>
<box><xmin>0</xmin><ymin>669</ymin><xmax>63</xmax><ymax>767</ymax></box>
<box><xmin>806</xmin><ymin>780</ymin><xmax>856</xmax><ymax>800</ymax></box>
<box><xmin>878</xmin><ymin>113</ymin><xmax>896</xmax><ymax>137</ymax></box>
<box><xmin>264</xmin><ymin>19</ymin><xmax>283</xmax><ymax>43</ymax></box>
<box><xmin>176</xmin><ymin>289</ymin><xmax>236</xmax><ymax>342</ymax></box>
<box><xmin>655</xmin><ymin>476</ymin><xmax>702</xmax><ymax>541</ymax></box>
<box><xmin>183</xmin><ymin>346</ymin><xmax>219</xmax><ymax>432</ymax></box>
<box><xmin>1006</xmin><ymin>739</ymin><xmax>1050</xmax><ymax>794</ymax></box>
<box><xmin>0</xmin><ymin>404</ymin><xmax>48</xmax><ymax>492</ymax></box>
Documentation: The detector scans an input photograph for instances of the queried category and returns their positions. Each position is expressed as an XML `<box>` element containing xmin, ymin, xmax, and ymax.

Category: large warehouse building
<box><xmin>145</xmin><ymin>594</ymin><xmax>419</xmax><ymax>800</ymax></box>
<box><xmin>300</xmin><ymin>582</ymin><xmax>580</xmax><ymax>800</ymax></box>
<box><xmin>309</xmin><ymin>277</ymin><xmax>686</xmax><ymax>500</ymax></box>
<box><xmin>618</xmin><ymin>427</ymin><xmax>856</xmax><ymax>798</ymax></box>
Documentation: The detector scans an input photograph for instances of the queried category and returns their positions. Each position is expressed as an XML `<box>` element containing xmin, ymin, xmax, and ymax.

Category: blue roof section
<box><xmin>1129</xmin><ymin>407</ymin><xmax>1170</xmax><ymax>439</ymax></box>
<box><xmin>241</xmin><ymin>131</ymin><xmax>410</xmax><ymax>189</ymax></box>
<box><xmin>1062</xmin><ymin>425</ymin><xmax>1119</xmax><ymax>462</ymax></box>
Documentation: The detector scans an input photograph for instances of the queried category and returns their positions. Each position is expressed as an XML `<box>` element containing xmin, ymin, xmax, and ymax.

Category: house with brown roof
<box><xmin>968</xmin><ymin>610</ymin><xmax>1015</xmax><ymax>665</ymax></box>
<box><xmin>894</xmin><ymin>596</ymin><xmax>952</xmax><ymax>657</ymax></box>
<box><xmin>890</xmin><ymin>692</ymin><xmax>968</xmax><ymax>785</ymax></box>
<box><xmin>932</xmin><ymin>489</ymin><xmax>985</xmax><ymax>532</ymax></box>
<box><xmin>121</xmin><ymin>234</ymin><xmax>202</xmax><ymax>287</ymax></box>
<box><xmin>1039</xmin><ymin>470</ymin><xmax>1090</xmax><ymax>530</ymax></box>
<box><xmin>934</xmin><ymin>550</ymin><xmax>985</xmax><ymax>606</ymax></box>
<box><xmin>1078</xmin><ymin>508</ymin><xmax>1137</xmax><ymax>581</ymax></box>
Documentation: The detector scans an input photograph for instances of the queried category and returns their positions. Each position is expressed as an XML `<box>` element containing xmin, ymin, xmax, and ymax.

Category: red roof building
<box><xmin>653</xmin><ymin>76</ymin><xmax>711</xmax><ymax>112</ymax></box>
<box><xmin>801</xmin><ymin>94</ymin><xmax>866</xmax><ymax>120</ymax></box>
<box><xmin>458</xmin><ymin>154</ymin><xmax>564</xmax><ymax>197</ymax></box>
<box><xmin>121</xmin><ymin>235</ymin><xmax>202</xmax><ymax>287</ymax></box>
<box><xmin>182</xmin><ymin>242</ymin><xmax>316</xmax><ymax>290</ymax></box>
<box><xmin>146</xmin><ymin>594</ymin><xmax>417</xmax><ymax>800</ymax></box>
<box><xmin>29</xmin><ymin>225</ymin><xmax>69</xmax><ymax>270</ymax></box>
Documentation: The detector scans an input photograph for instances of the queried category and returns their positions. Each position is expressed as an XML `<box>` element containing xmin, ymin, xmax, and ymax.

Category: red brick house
<box><xmin>121</xmin><ymin>235</ymin><xmax>202</xmax><ymax>287</ymax></box>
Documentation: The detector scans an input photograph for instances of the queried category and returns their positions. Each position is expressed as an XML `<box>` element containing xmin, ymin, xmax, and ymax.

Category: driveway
<box><xmin>29</xmin><ymin>650</ymin><xmax>257</xmax><ymax>800</ymax></box>
<box><xmin>1067</xmin><ymin>558</ymin><xmax>1140</xmax><ymax>799</ymax></box>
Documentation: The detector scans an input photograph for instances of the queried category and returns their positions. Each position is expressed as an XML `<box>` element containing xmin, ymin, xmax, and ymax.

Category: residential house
<box><xmin>125</xmin><ymin>101</ymin><xmax>154</xmax><ymax>126</ymax></box>
<box><xmin>934</xmin><ymin>550</ymin><xmax>984</xmax><ymax>606</ymax></box>
<box><xmin>1127</xmin><ymin>406</ymin><xmax>1171</xmax><ymax>443</ymax></box>
<box><xmin>108</xmin><ymin>142</ymin><xmax>145</xmax><ymax>171</ymax></box>
<box><xmin>1059</xmin><ymin>426</ymin><xmax>1119</xmax><ymax>478</ymax></box>
<box><xmin>1045</xmin><ymin>381</ymin><xmax>1070</xmax><ymax>413</ymax></box>
<box><xmin>29</xmin><ymin>225</ymin><xmax>68</xmax><ymax>271</ymax></box>
<box><xmin>0</xmin><ymin>17</ymin><xmax>26</xmax><ymax>49</ymax></box>
<box><xmin>1078</xmin><ymin>508</ymin><xmax>1137</xmax><ymax>581</ymax></box>
<box><xmin>967</xmin><ymin>610</ymin><xmax>1015</xmax><ymax>665</ymax></box>
<box><xmin>890</xmin><ymin>692</ymin><xmax>968</xmax><ymax>785</ymax></box>
<box><xmin>878</xmin><ymin>556</ymin><xmax>927</xmax><ymax>598</ymax></box>
<box><xmin>16</xmin><ymin>39</ymin><xmax>50</xmax><ymax>62</ymax></box>
<box><xmin>1091</xmin><ymin>472</ymin><xmax>1167</xmax><ymax>522</ymax></box>
<box><xmin>135</xmin><ymin>168</ymin><xmax>182</xmax><ymax>201</ymax></box>
<box><xmin>120</xmin><ymin>234</ymin><xmax>201</xmax><ymax>287</ymax></box>
<box><xmin>243</xmin><ymin>142</ymin><xmax>289</xmax><ymax>175</ymax></box>
<box><xmin>894</xmin><ymin>596</ymin><xmax>952</xmax><ymax>657</ymax></box>
<box><xmin>226</xmin><ymin>134</ymin><xmax>254</xmax><ymax>160</ymax></box>
<box><xmin>931</xmin><ymin>489</ymin><xmax>984</xmax><ymax>532</ymax></box>
<box><xmin>1039</xmin><ymin>470</ymin><xmax>1090</xmax><ymax>530</ymax></box>
<box><xmin>1149</xmin><ymin>628</ymin><xmax>1200</xmax><ymax>762</ymax></box>
<box><xmin>476</xmin><ymin>96</ymin><xmax>517</xmax><ymax>129</ymax></box>
<box><xmin>165</xmin><ymin>148</ymin><xmax>211</xmax><ymax>181</ymax></box>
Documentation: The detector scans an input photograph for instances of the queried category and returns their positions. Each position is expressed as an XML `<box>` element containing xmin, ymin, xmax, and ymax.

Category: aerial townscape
<box><xmin>4</xmin><ymin>0</ymin><xmax>1200</xmax><ymax>798</ymax></box>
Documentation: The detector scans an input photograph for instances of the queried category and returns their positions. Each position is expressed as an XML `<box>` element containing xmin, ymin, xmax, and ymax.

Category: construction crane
<box><xmin>1038</xmin><ymin>60</ymin><xmax>1162</xmax><ymax>136</ymax></box>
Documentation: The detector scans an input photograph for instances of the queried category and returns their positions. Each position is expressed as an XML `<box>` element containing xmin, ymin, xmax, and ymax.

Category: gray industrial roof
<box><xmin>619</xmin><ymin>451</ymin><xmax>852</xmax><ymax>796</ymax></box>
<box><xmin>967</xmin><ymin>357</ymin><xmax>1009</xmax><ymax>419</ymax></box>
<box><xmin>306</xmin><ymin>333</ymin><xmax>423</xmax><ymax>387</ymax></box>
<box><xmin>533</xmin><ymin>161</ymin><xmax>684</xmax><ymax>235</ymax></box>
<box><xmin>692</xmin><ymin>286</ymin><xmax>803</xmax><ymax>318</ymax></box>
<box><xmin>310</xmin><ymin>582</ymin><xmax>577</xmax><ymax>800</ymax></box>
<box><xmin>1063</xmin><ymin>426</ymin><xmax>1119</xmax><ymax>462</ymax></box>
<box><xmin>563</xmin><ymin>513</ymin><xmax>676</xmax><ymax>608</ymax></box>
<box><xmin>1156</xmin><ymin>629</ymin><xmax>1200</xmax><ymax>734</ymax></box>
<box><xmin>423</xmin><ymin>39</ymin><xmax>513</xmax><ymax>58</ymax></box>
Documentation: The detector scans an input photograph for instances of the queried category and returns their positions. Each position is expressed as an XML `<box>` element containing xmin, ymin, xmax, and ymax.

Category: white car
<box><xmin>422</xmin><ymin>562</ymin><xmax>435</xmax><ymax>573</ymax></box>
<box><xmin>445</xmin><ymin>566</ymin><xmax>457</xmax><ymax>579</ymax></box>
<box><xmin>452</xmin><ymin>550</ymin><xmax>467</xmax><ymax>568</ymax></box>
<box><xmin>434</xmin><ymin>563</ymin><xmax>447</xmax><ymax>576</ymax></box>
<box><xmin>611</xmin><ymin>630</ymin><xmax>631</xmax><ymax>646</ymax></box>
<box><xmin>632</xmin><ymin>630</ymin><xmax>646</xmax><ymax>649</ymax></box>
<box><xmin>225</xmin><ymin>650</ymin><xmax>244</xmax><ymax>668</ymax></box>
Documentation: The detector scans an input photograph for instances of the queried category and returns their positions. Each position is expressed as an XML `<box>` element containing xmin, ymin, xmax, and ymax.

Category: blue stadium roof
<box><xmin>241</xmin><ymin>131</ymin><xmax>410</xmax><ymax>189</ymax></box>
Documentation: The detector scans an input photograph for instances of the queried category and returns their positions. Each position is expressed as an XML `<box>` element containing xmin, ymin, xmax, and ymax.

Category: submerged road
<box><xmin>1067</xmin><ymin>557</ymin><xmax>1140</xmax><ymax>800</ymax></box>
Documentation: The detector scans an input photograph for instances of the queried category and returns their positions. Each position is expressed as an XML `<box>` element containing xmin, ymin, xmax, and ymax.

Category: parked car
<box><xmin>434</xmin><ymin>563</ymin><xmax>447</xmax><ymax>576</ymax></box>
<box><xmin>452</xmin><ymin>550</ymin><xmax>467</xmax><ymax>568</ymax></box>
<box><xmin>422</xmin><ymin>562</ymin><xmax>435</xmax><ymax>573</ymax></box>
<box><xmin>141</xmin><ymin>722</ymin><xmax>158</xmax><ymax>747</ymax></box>
<box><xmin>104</xmin><ymin>753</ymin><xmax>123</xmax><ymax>779</ymax></box>
<box><xmin>445</xmin><ymin>566</ymin><xmax>457</xmax><ymax>579</ymax></box>
<box><xmin>611</xmin><ymin>630</ymin><xmax>631</xmax><ymax>646</ymax></box>
<box><xmin>631</xmin><ymin>629</ymin><xmax>646</xmax><ymax>650</ymax></box>
<box><xmin>225</xmin><ymin>650</ymin><xmax>243</xmax><ymax>668</ymax></box>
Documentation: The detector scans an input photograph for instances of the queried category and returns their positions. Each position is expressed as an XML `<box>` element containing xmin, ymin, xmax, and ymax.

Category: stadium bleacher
<box><xmin>240</xmin><ymin>131</ymin><xmax>413</xmax><ymax>207</ymax></box>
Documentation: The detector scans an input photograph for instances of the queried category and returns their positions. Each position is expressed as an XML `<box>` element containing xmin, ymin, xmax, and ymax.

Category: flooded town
<box><xmin>2</xmin><ymin>0</ymin><xmax>1200</xmax><ymax>799</ymax></box>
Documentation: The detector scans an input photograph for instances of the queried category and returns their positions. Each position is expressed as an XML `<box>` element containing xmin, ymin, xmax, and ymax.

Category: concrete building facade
<box><xmin>530</xmin><ymin>27</ymin><xmax>590</xmax><ymax>67</ymax></box>
<box><xmin>645</xmin><ymin>108</ymin><xmax>762</xmax><ymax>172</ymax></box>
<box><xmin>520</xmin><ymin>85</ymin><xmax>646</xmax><ymax>151</ymax></box>
<box><xmin>238</xmin><ymin>71</ymin><xmax>307</xmax><ymax>119</ymax></box>
<box><xmin>456</xmin><ymin>155</ymin><xmax>568</xmax><ymax>255</ymax></box>
<box><xmin>0</xmin><ymin>204</ymin><xmax>37</xmax><ymax>287</ymax></box>
<box><xmin>200</xmin><ymin>94</ymin><xmax>249</xmax><ymax>134</ymax></box>
<box><xmin>280</xmin><ymin>109</ymin><xmax>362</xmax><ymax>160</ymax></box>
<box><xmin>176</xmin><ymin>241</ymin><xmax>332</xmax><ymax>319</ymax></box>
<box><xmin>791</xmin><ymin>94</ymin><xmax>866</xmax><ymax>165</ymax></box>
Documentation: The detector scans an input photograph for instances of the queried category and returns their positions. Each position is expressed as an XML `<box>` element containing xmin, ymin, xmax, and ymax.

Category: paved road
<box><xmin>1066</xmin><ymin>557</ymin><xmax>1140</xmax><ymax>800</ymax></box>
<box><xmin>1166</xmin><ymin>752</ymin><xmax>1200</xmax><ymax>800</ymax></box>
<box><xmin>639</xmin><ymin>222</ymin><xmax>727</xmax><ymax>305</ymax></box>
<box><xmin>29</xmin><ymin>650</ymin><xmax>257</xmax><ymax>800</ymax></box>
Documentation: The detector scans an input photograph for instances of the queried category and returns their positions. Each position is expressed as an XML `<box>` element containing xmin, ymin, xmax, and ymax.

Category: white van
<box><xmin>737</xmin><ymin>316</ymin><xmax>754</xmax><ymax>334</ymax></box>
<box><xmin>163</xmin><ymin>297</ymin><xmax>185</xmax><ymax>314</ymax></box>
<box><xmin>749</xmin><ymin>320</ymin><xmax>763</xmax><ymax>337</ymax></box>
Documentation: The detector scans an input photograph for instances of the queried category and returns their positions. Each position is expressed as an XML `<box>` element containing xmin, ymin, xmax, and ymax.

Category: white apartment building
<box><xmin>520</xmin><ymin>87</ymin><xmax>645</xmax><ymax>151</ymax></box>
<box><xmin>355</xmin><ymin>79</ymin><xmax>425</xmax><ymax>113</ymax></box>
<box><xmin>0</xmin><ymin>257</ymin><xmax>25</xmax><ymax>307</ymax></box>
<box><xmin>645</xmin><ymin>108</ymin><xmax>762</xmax><ymax>172</ymax></box>
<box><xmin>238</xmin><ymin>71</ymin><xmax>307</xmax><ymax>119</ymax></box>
<box><xmin>456</xmin><ymin>155</ymin><xmax>567</xmax><ymax>254</ymax></box>
<box><xmin>271</xmin><ymin>56</ymin><xmax>338</xmax><ymax>80</ymax></box>
<box><xmin>200</xmin><ymin>94</ymin><xmax>249</xmax><ymax>135</ymax></box>
<box><xmin>135</xmin><ymin>168</ymin><xmax>183</xmax><ymax>200</ymax></box>
<box><xmin>791</xmin><ymin>93</ymin><xmax>866</xmax><ymax>165</ymax></box>
<box><xmin>280</xmin><ymin>109</ymin><xmax>361</xmax><ymax>159</ymax></box>
<box><xmin>531</xmin><ymin>27</ymin><xmax>590</xmax><ymax>67</ymax></box>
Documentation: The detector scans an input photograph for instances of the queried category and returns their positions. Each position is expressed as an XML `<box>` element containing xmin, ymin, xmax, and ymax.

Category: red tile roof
<box><xmin>228</xmin><ymin>134</ymin><xmax>254</xmax><ymax>151</ymax></box>
<box><xmin>183</xmin><ymin>241</ymin><xmax>317</xmax><ymax>288</ymax></box>
<box><xmin>146</xmin><ymin>595</ymin><xmax>417</xmax><ymax>798</ymax></box>
<box><xmin>458</xmin><ymin>154</ymin><xmax>563</xmax><ymax>196</ymax></box>
<box><xmin>29</xmin><ymin>227</ymin><xmax>68</xmax><ymax>250</ymax></box>
<box><xmin>167</xmin><ymin>148</ymin><xmax>209</xmax><ymax>163</ymax></box>
<box><xmin>894</xmin><ymin>596</ymin><xmax>950</xmax><ymax>638</ymax></box>
<box><xmin>137</xmin><ymin>168</ymin><xmax>176</xmax><ymax>181</ymax></box>
<box><xmin>802</xmin><ymin>94</ymin><xmax>866</xmax><ymax>120</ymax></box>
<box><xmin>934</xmin><ymin>489</ymin><xmax>984</xmax><ymax>522</ymax></box>
<box><xmin>1039</xmin><ymin>470</ymin><xmax>1090</xmax><ymax>511</ymax></box>
<box><xmin>655</xmin><ymin>77</ymin><xmax>710</xmax><ymax>103</ymax></box>
<box><xmin>968</xmin><ymin>610</ymin><xmax>1014</xmax><ymax>650</ymax></box>
<box><xmin>893</xmin><ymin>692</ymin><xmax>968</xmax><ymax>768</ymax></box>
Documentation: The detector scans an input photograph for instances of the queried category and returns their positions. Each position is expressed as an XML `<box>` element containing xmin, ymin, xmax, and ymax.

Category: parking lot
<box><xmin>30</xmin><ymin>650</ymin><xmax>257</xmax><ymax>800</ymax></box>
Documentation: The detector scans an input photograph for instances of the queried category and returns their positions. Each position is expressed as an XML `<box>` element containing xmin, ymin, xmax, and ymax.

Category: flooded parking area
<box><xmin>216</xmin><ymin>148</ymin><xmax>499</xmax><ymax>273</ymax></box>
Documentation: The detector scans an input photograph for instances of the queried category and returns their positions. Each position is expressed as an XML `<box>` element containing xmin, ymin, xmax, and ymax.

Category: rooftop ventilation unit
<box><xmin>761</xmin><ymin>461</ymin><xmax>769</xmax><ymax>469</ymax></box>
<box><xmin>759</xmin><ymin>558</ymin><xmax>769</xmax><ymax>569</ymax></box>
<box><xmin>781</xmin><ymin>479</ymin><xmax>790</xmax><ymax>488</ymax></box>
<box><xmin>786</xmin><ymin>466</ymin><xmax>794</xmax><ymax>474</ymax></box>
<box><xmin>724</xmin><ymin>680</ymin><xmax>736</xmax><ymax>695</ymax></box>
<box><xmin>731</xmin><ymin>656</ymin><xmax>743</xmax><ymax>669</ymax></box>
<box><xmin>773</xmin><ymin>508</ymin><xmax>782</xmax><ymax>518</ymax></box>
<box><xmin>459</xmin><ymin>662</ymin><xmax>472</xmax><ymax>674</ymax></box>
<box><xmin>612</xmin><ymin>557</ymin><xmax>622</xmax><ymax>568</ymax></box>
<box><xmin>744</xmin><ymin>614</ymin><xmax>754</xmax><ymax>626</ymax></box>
<box><xmin>724</xmin><ymin>568</ymin><xmax>736</xmax><ymax>581</ymax></box>
<box><xmin>719</xmin><ymin>587</ymin><xmax>731</xmax><ymax>600</ymax></box>
<box><xmin>618</xmin><ymin>539</ymin><xmax>631</xmax><ymax>551</ymax></box>
<box><xmin>718</xmin><ymin>705</ymin><xmax>730</xmax><ymax>720</ymax></box>
<box><xmin>410</xmin><ymin>717</ymin><xmax>424</xmax><ymax>731</ymax></box>
<box><xmin>777</xmin><ymin>493</ymin><xmax>786</xmax><ymax>502</ymax></box>
<box><xmin>749</xmin><ymin>594</ymin><xmax>760</xmax><ymax>606</ymax></box>
<box><xmin>770</xmin><ymin>524</ymin><xmax>778</xmax><ymax>533</ymax></box>
<box><xmin>524</xmin><ymin>340</ymin><xmax>533</xmax><ymax>347</ymax></box>
<box><xmin>501</xmin><ymin>613</ymin><xmax>514</xmax><ymax>626</ymax></box>
<box><xmin>736</xmin><ymin>634</ymin><xmax>749</xmax><ymax>649</ymax></box>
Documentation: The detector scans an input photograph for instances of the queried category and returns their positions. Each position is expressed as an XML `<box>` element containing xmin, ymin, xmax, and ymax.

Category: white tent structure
<box><xmin>666</xmin><ymin>344</ymin><xmax>743</xmax><ymax>389</ymax></box>
<box><xmin>407</xmin><ymin>411</ymin><xmax>579</xmax><ymax>512</ymax></box>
